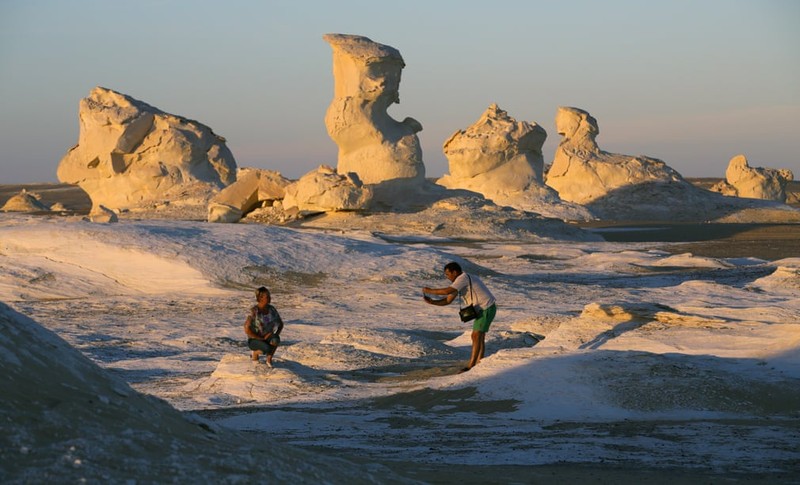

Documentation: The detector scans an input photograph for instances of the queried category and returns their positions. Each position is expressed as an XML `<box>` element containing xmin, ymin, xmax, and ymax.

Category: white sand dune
<box><xmin>2</xmin><ymin>214</ymin><xmax>799</xmax><ymax>481</ymax></box>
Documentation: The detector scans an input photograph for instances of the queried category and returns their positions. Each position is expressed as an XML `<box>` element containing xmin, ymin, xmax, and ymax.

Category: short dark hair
<box><xmin>444</xmin><ymin>262</ymin><xmax>462</xmax><ymax>274</ymax></box>
<box><xmin>255</xmin><ymin>286</ymin><xmax>270</xmax><ymax>298</ymax></box>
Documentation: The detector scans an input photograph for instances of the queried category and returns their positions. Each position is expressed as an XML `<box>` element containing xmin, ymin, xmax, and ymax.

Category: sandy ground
<box><xmin>3</xmin><ymin>183</ymin><xmax>799</xmax><ymax>484</ymax></box>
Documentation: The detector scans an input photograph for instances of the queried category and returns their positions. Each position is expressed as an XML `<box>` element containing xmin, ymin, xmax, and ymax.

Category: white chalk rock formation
<box><xmin>89</xmin><ymin>205</ymin><xmax>119</xmax><ymax>223</ymax></box>
<box><xmin>542</xmin><ymin>107</ymin><xmax>800</xmax><ymax>222</ymax></box>
<box><xmin>0</xmin><ymin>190</ymin><xmax>49</xmax><ymax>212</ymax></box>
<box><xmin>440</xmin><ymin>104</ymin><xmax>546</xmax><ymax>187</ymax></box>
<box><xmin>293</xmin><ymin>194</ymin><xmax>602</xmax><ymax>242</ymax></box>
<box><xmin>207</xmin><ymin>169</ymin><xmax>291</xmax><ymax>223</ymax></box>
<box><xmin>546</xmin><ymin>107</ymin><xmax>684</xmax><ymax>204</ymax></box>
<box><xmin>711</xmin><ymin>155</ymin><xmax>794</xmax><ymax>202</ymax></box>
<box><xmin>282</xmin><ymin>165</ymin><xmax>372</xmax><ymax>215</ymax></box>
<box><xmin>57</xmin><ymin>87</ymin><xmax>237</xmax><ymax>211</ymax></box>
<box><xmin>437</xmin><ymin>104</ymin><xmax>593</xmax><ymax>221</ymax></box>
<box><xmin>323</xmin><ymin>34</ymin><xmax>424</xmax><ymax>187</ymax></box>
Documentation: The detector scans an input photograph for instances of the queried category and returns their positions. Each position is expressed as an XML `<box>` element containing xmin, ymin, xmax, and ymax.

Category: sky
<box><xmin>1</xmin><ymin>0</ymin><xmax>798</xmax><ymax>184</ymax></box>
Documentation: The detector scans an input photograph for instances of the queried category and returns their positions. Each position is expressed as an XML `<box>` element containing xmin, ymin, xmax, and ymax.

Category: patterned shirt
<box><xmin>248</xmin><ymin>304</ymin><xmax>282</xmax><ymax>338</ymax></box>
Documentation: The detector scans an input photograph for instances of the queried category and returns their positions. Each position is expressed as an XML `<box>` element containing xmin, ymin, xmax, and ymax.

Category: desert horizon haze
<box><xmin>1</xmin><ymin>0</ymin><xmax>798</xmax><ymax>184</ymax></box>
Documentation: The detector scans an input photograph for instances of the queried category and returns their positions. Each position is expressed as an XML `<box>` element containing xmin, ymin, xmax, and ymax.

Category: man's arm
<box><xmin>422</xmin><ymin>286</ymin><xmax>457</xmax><ymax>306</ymax></box>
<box><xmin>423</xmin><ymin>286</ymin><xmax>458</xmax><ymax>296</ymax></box>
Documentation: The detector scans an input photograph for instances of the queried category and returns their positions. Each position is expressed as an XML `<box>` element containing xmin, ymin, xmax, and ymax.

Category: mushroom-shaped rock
<box><xmin>323</xmin><ymin>34</ymin><xmax>424</xmax><ymax>188</ymax></box>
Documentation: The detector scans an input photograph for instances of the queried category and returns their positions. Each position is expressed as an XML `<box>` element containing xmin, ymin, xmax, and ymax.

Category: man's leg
<box><xmin>466</xmin><ymin>330</ymin><xmax>485</xmax><ymax>369</ymax></box>
<box><xmin>473</xmin><ymin>304</ymin><xmax>495</xmax><ymax>366</ymax></box>
<box><xmin>465</xmin><ymin>304</ymin><xmax>495</xmax><ymax>370</ymax></box>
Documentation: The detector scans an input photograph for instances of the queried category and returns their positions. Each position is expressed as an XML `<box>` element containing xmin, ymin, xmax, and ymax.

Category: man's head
<box><xmin>444</xmin><ymin>262</ymin><xmax>462</xmax><ymax>282</ymax></box>
<box><xmin>255</xmin><ymin>286</ymin><xmax>271</xmax><ymax>305</ymax></box>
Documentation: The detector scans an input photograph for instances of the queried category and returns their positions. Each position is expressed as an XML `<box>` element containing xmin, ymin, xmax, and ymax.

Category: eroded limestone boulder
<box><xmin>57</xmin><ymin>87</ymin><xmax>237</xmax><ymax>211</ymax></box>
<box><xmin>440</xmin><ymin>104</ymin><xmax>546</xmax><ymax>186</ymax></box>
<box><xmin>437</xmin><ymin>104</ymin><xmax>593</xmax><ymax>221</ymax></box>
<box><xmin>89</xmin><ymin>205</ymin><xmax>118</xmax><ymax>223</ymax></box>
<box><xmin>711</xmin><ymin>155</ymin><xmax>794</xmax><ymax>202</ymax></box>
<box><xmin>207</xmin><ymin>169</ymin><xmax>291</xmax><ymax>223</ymax></box>
<box><xmin>282</xmin><ymin>165</ymin><xmax>372</xmax><ymax>215</ymax></box>
<box><xmin>541</xmin><ymin>107</ymin><xmax>800</xmax><ymax>221</ymax></box>
<box><xmin>323</xmin><ymin>34</ymin><xmax>424</xmax><ymax>188</ymax></box>
<box><xmin>546</xmin><ymin>107</ymin><xmax>684</xmax><ymax>205</ymax></box>
<box><xmin>1</xmin><ymin>190</ymin><xmax>49</xmax><ymax>212</ymax></box>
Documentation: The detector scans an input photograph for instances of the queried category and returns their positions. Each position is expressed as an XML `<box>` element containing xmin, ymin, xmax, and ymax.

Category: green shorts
<box><xmin>473</xmin><ymin>304</ymin><xmax>496</xmax><ymax>332</ymax></box>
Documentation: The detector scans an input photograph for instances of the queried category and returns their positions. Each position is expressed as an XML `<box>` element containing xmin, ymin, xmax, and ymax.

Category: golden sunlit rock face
<box><xmin>436</xmin><ymin>103</ymin><xmax>593</xmax><ymax>221</ymax></box>
<box><xmin>442</xmin><ymin>103</ymin><xmax>547</xmax><ymax>183</ymax></box>
<box><xmin>323</xmin><ymin>34</ymin><xmax>425</xmax><ymax>186</ymax></box>
<box><xmin>546</xmin><ymin>106</ymin><xmax>684</xmax><ymax>205</ymax></box>
<box><xmin>57</xmin><ymin>87</ymin><xmax>237</xmax><ymax>211</ymax></box>
<box><xmin>0</xmin><ymin>189</ymin><xmax>49</xmax><ymax>212</ymax></box>
<box><xmin>207</xmin><ymin>169</ymin><xmax>291</xmax><ymax>223</ymax></box>
<box><xmin>711</xmin><ymin>154</ymin><xmax>794</xmax><ymax>202</ymax></box>
<box><xmin>281</xmin><ymin>164</ymin><xmax>372</xmax><ymax>215</ymax></box>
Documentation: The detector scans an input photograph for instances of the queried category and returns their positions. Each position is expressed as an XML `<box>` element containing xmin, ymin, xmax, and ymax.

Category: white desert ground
<box><xmin>1</xmin><ymin>184</ymin><xmax>799</xmax><ymax>484</ymax></box>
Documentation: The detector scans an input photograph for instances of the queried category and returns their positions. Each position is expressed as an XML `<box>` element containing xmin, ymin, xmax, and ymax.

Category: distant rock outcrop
<box><xmin>282</xmin><ymin>165</ymin><xmax>372</xmax><ymax>215</ymax></box>
<box><xmin>546</xmin><ymin>106</ymin><xmax>684</xmax><ymax>205</ymax></box>
<box><xmin>207</xmin><ymin>169</ymin><xmax>291</xmax><ymax>223</ymax></box>
<box><xmin>57</xmin><ymin>87</ymin><xmax>237</xmax><ymax>211</ymax></box>
<box><xmin>0</xmin><ymin>189</ymin><xmax>49</xmax><ymax>212</ymax></box>
<box><xmin>437</xmin><ymin>104</ymin><xmax>593</xmax><ymax>221</ymax></box>
<box><xmin>541</xmin><ymin>107</ymin><xmax>800</xmax><ymax>222</ymax></box>
<box><xmin>711</xmin><ymin>155</ymin><xmax>794</xmax><ymax>202</ymax></box>
<box><xmin>323</xmin><ymin>34</ymin><xmax>425</xmax><ymax>189</ymax></box>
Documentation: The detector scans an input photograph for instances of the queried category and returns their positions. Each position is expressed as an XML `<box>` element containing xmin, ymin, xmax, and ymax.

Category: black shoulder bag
<box><xmin>458</xmin><ymin>274</ymin><xmax>479</xmax><ymax>322</ymax></box>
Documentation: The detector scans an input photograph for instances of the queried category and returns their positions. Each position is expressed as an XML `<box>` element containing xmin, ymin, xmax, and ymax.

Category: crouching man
<box><xmin>245</xmin><ymin>286</ymin><xmax>283</xmax><ymax>367</ymax></box>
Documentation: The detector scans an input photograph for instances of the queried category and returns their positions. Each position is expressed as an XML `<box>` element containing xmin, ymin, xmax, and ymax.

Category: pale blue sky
<box><xmin>1</xmin><ymin>0</ymin><xmax>798</xmax><ymax>183</ymax></box>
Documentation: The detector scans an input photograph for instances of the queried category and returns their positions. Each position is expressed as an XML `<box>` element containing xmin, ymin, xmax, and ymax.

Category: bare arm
<box><xmin>422</xmin><ymin>286</ymin><xmax>458</xmax><ymax>306</ymax></box>
<box><xmin>423</xmin><ymin>286</ymin><xmax>457</xmax><ymax>296</ymax></box>
<box><xmin>244</xmin><ymin>315</ymin><xmax>260</xmax><ymax>339</ymax></box>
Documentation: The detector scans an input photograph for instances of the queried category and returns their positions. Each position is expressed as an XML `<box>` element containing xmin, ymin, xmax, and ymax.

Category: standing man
<box><xmin>423</xmin><ymin>262</ymin><xmax>497</xmax><ymax>372</ymax></box>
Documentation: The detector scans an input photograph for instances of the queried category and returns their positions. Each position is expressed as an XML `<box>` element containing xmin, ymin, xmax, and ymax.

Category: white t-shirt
<box><xmin>450</xmin><ymin>273</ymin><xmax>496</xmax><ymax>311</ymax></box>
